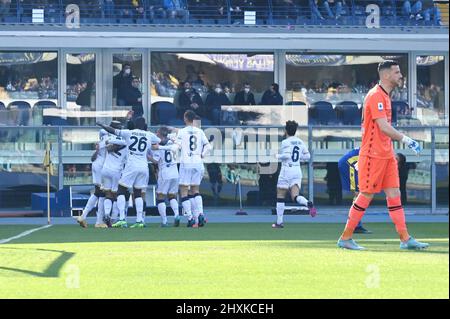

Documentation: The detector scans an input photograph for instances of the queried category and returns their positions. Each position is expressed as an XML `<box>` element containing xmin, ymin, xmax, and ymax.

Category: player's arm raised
<box><xmin>96</xmin><ymin>122</ymin><xmax>117</xmax><ymax>135</ymax></box>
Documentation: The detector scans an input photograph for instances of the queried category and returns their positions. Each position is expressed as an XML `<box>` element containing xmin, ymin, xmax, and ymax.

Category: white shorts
<box><xmin>92</xmin><ymin>163</ymin><xmax>103</xmax><ymax>186</ymax></box>
<box><xmin>101</xmin><ymin>167</ymin><xmax>121</xmax><ymax>192</ymax></box>
<box><xmin>179</xmin><ymin>167</ymin><xmax>204</xmax><ymax>186</ymax></box>
<box><xmin>119</xmin><ymin>165</ymin><xmax>149</xmax><ymax>189</ymax></box>
<box><xmin>277</xmin><ymin>167</ymin><xmax>302</xmax><ymax>190</ymax></box>
<box><xmin>157</xmin><ymin>178</ymin><xmax>179</xmax><ymax>195</ymax></box>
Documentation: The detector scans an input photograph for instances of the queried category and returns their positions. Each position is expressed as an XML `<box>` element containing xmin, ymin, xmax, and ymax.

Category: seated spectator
<box><xmin>322</xmin><ymin>0</ymin><xmax>344</xmax><ymax>19</ymax></box>
<box><xmin>178</xmin><ymin>81</ymin><xmax>206</xmax><ymax>118</ymax></box>
<box><xmin>163</xmin><ymin>0</ymin><xmax>188</xmax><ymax>21</ymax></box>
<box><xmin>212</xmin><ymin>0</ymin><xmax>227</xmax><ymax>19</ymax></box>
<box><xmin>402</xmin><ymin>0</ymin><xmax>424</xmax><ymax>20</ymax></box>
<box><xmin>205</xmin><ymin>83</ymin><xmax>231</xmax><ymax>124</ymax></box>
<box><xmin>132</xmin><ymin>0</ymin><xmax>145</xmax><ymax>21</ymax></box>
<box><xmin>261</xmin><ymin>83</ymin><xmax>283</xmax><ymax>105</ymax></box>
<box><xmin>421</xmin><ymin>0</ymin><xmax>442</xmax><ymax>25</ymax></box>
<box><xmin>311</xmin><ymin>0</ymin><xmax>326</xmax><ymax>20</ymax></box>
<box><xmin>148</xmin><ymin>0</ymin><xmax>166</xmax><ymax>20</ymax></box>
<box><xmin>124</xmin><ymin>76</ymin><xmax>144</xmax><ymax>119</ymax></box>
<box><xmin>0</xmin><ymin>1</ymin><xmax>11</xmax><ymax>22</ymax></box>
<box><xmin>234</xmin><ymin>83</ymin><xmax>256</xmax><ymax>105</ymax></box>
<box><xmin>117</xmin><ymin>0</ymin><xmax>134</xmax><ymax>20</ymax></box>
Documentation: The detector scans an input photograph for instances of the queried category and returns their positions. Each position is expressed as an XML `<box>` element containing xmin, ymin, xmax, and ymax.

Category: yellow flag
<box><xmin>43</xmin><ymin>143</ymin><xmax>54</xmax><ymax>175</ymax></box>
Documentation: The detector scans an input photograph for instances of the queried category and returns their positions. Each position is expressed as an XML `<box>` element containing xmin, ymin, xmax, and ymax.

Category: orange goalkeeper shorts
<box><xmin>358</xmin><ymin>155</ymin><xmax>400</xmax><ymax>194</ymax></box>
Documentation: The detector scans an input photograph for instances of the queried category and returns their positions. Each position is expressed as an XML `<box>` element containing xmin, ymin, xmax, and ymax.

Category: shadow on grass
<box><xmin>0</xmin><ymin>248</ymin><xmax>75</xmax><ymax>278</ymax></box>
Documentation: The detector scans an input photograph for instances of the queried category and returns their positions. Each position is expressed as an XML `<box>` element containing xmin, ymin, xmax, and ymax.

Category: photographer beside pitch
<box><xmin>337</xmin><ymin>60</ymin><xmax>429</xmax><ymax>251</ymax></box>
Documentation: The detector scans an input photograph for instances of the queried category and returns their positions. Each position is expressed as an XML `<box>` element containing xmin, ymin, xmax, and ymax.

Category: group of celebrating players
<box><xmin>76</xmin><ymin>110</ymin><xmax>211</xmax><ymax>229</ymax></box>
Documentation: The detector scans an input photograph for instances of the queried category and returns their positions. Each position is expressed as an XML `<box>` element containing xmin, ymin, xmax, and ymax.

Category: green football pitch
<box><xmin>0</xmin><ymin>223</ymin><xmax>448</xmax><ymax>299</ymax></box>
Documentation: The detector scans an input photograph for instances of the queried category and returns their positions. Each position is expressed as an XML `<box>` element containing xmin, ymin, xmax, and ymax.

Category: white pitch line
<box><xmin>0</xmin><ymin>225</ymin><xmax>53</xmax><ymax>244</ymax></box>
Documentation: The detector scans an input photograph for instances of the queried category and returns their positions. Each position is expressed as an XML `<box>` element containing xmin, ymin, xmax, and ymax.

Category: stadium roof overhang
<box><xmin>0</xmin><ymin>25</ymin><xmax>448</xmax><ymax>52</ymax></box>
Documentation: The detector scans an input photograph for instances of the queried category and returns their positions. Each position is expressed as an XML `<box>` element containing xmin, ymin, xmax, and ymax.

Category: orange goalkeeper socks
<box><xmin>341</xmin><ymin>194</ymin><xmax>372</xmax><ymax>240</ymax></box>
<box><xmin>387</xmin><ymin>196</ymin><xmax>410</xmax><ymax>242</ymax></box>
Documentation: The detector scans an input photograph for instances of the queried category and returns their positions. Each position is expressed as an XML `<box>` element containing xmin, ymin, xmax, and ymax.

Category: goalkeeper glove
<box><xmin>402</xmin><ymin>135</ymin><xmax>422</xmax><ymax>155</ymax></box>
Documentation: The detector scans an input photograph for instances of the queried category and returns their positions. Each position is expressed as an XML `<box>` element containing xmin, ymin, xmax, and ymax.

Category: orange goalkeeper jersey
<box><xmin>359</xmin><ymin>84</ymin><xmax>395</xmax><ymax>159</ymax></box>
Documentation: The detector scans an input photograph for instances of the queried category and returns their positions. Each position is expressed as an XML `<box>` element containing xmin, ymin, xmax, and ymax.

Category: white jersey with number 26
<box><xmin>115</xmin><ymin>129</ymin><xmax>161</xmax><ymax>169</ymax></box>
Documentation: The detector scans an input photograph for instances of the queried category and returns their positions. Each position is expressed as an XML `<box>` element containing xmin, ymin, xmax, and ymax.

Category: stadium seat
<box><xmin>153</xmin><ymin>101</ymin><xmax>178</xmax><ymax>125</ymax></box>
<box><xmin>335</xmin><ymin>101</ymin><xmax>361</xmax><ymax>125</ymax></box>
<box><xmin>167</xmin><ymin>118</ymin><xmax>185</xmax><ymax>126</ymax></box>
<box><xmin>286</xmin><ymin>101</ymin><xmax>306</xmax><ymax>106</ymax></box>
<box><xmin>309</xmin><ymin>101</ymin><xmax>339</xmax><ymax>125</ymax></box>
<box><xmin>33</xmin><ymin>101</ymin><xmax>58</xmax><ymax>126</ymax></box>
<box><xmin>0</xmin><ymin>101</ymin><xmax>5</xmax><ymax>110</ymax></box>
<box><xmin>392</xmin><ymin>101</ymin><xmax>410</xmax><ymax>125</ymax></box>
<box><xmin>7</xmin><ymin>101</ymin><xmax>32</xmax><ymax>126</ymax></box>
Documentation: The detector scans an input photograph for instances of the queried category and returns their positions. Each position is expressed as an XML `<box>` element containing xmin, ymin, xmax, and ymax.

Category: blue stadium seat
<box><xmin>310</xmin><ymin>101</ymin><xmax>339</xmax><ymax>125</ymax></box>
<box><xmin>336</xmin><ymin>101</ymin><xmax>361</xmax><ymax>125</ymax></box>
<box><xmin>168</xmin><ymin>118</ymin><xmax>185</xmax><ymax>126</ymax></box>
<box><xmin>0</xmin><ymin>101</ymin><xmax>5</xmax><ymax>110</ymax></box>
<box><xmin>153</xmin><ymin>101</ymin><xmax>178</xmax><ymax>125</ymax></box>
<box><xmin>7</xmin><ymin>101</ymin><xmax>31</xmax><ymax>126</ymax></box>
<box><xmin>286</xmin><ymin>101</ymin><xmax>306</xmax><ymax>106</ymax></box>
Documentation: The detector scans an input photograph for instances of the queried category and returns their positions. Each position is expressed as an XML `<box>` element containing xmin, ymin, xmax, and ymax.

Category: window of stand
<box><xmin>285</xmin><ymin>53</ymin><xmax>409</xmax><ymax>125</ymax></box>
<box><xmin>150</xmin><ymin>52</ymin><xmax>275</xmax><ymax>125</ymax></box>
<box><xmin>415</xmin><ymin>55</ymin><xmax>446</xmax><ymax>126</ymax></box>
<box><xmin>0</xmin><ymin>51</ymin><xmax>58</xmax><ymax>126</ymax></box>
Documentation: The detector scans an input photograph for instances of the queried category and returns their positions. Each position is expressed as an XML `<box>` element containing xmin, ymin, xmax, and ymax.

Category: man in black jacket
<box><xmin>113</xmin><ymin>63</ymin><xmax>133</xmax><ymax>106</ymax></box>
<box><xmin>261</xmin><ymin>83</ymin><xmax>283</xmax><ymax>105</ymax></box>
<box><xmin>205</xmin><ymin>83</ymin><xmax>231</xmax><ymax>124</ymax></box>
<box><xmin>234</xmin><ymin>82</ymin><xmax>256</xmax><ymax>105</ymax></box>
<box><xmin>124</xmin><ymin>77</ymin><xmax>144</xmax><ymax>119</ymax></box>
<box><xmin>178</xmin><ymin>81</ymin><xmax>205</xmax><ymax>118</ymax></box>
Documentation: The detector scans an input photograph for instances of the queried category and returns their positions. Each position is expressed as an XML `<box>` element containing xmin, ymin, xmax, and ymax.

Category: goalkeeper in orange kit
<box><xmin>337</xmin><ymin>60</ymin><xmax>429</xmax><ymax>251</ymax></box>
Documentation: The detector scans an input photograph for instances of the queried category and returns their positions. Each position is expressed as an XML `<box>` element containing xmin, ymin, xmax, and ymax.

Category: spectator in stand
<box><xmin>211</xmin><ymin>0</ymin><xmax>227</xmax><ymax>19</ymax></box>
<box><xmin>113</xmin><ymin>63</ymin><xmax>134</xmax><ymax>106</ymax></box>
<box><xmin>117</xmin><ymin>0</ymin><xmax>134</xmax><ymax>19</ymax></box>
<box><xmin>178</xmin><ymin>81</ymin><xmax>205</xmax><ymax>118</ymax></box>
<box><xmin>148</xmin><ymin>0</ymin><xmax>166</xmax><ymax>20</ymax></box>
<box><xmin>163</xmin><ymin>0</ymin><xmax>188</xmax><ymax>21</ymax></box>
<box><xmin>205</xmin><ymin>83</ymin><xmax>231</xmax><ymax>124</ymax></box>
<box><xmin>103</xmin><ymin>0</ymin><xmax>115</xmax><ymax>21</ymax></box>
<box><xmin>132</xmin><ymin>0</ymin><xmax>145</xmax><ymax>21</ymax></box>
<box><xmin>234</xmin><ymin>82</ymin><xmax>256</xmax><ymax>105</ymax></box>
<box><xmin>76</xmin><ymin>81</ymin><xmax>95</xmax><ymax>125</ymax></box>
<box><xmin>402</xmin><ymin>0</ymin><xmax>425</xmax><ymax>20</ymax></box>
<box><xmin>311</xmin><ymin>0</ymin><xmax>325</xmax><ymax>20</ymax></box>
<box><xmin>322</xmin><ymin>0</ymin><xmax>344</xmax><ymax>19</ymax></box>
<box><xmin>0</xmin><ymin>0</ymin><xmax>11</xmax><ymax>22</ymax></box>
<box><xmin>124</xmin><ymin>76</ymin><xmax>144</xmax><ymax>119</ymax></box>
<box><xmin>261</xmin><ymin>83</ymin><xmax>283</xmax><ymax>105</ymax></box>
<box><xmin>422</xmin><ymin>0</ymin><xmax>442</xmax><ymax>25</ymax></box>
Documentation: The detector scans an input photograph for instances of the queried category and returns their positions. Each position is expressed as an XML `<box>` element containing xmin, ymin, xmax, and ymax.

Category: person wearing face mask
<box><xmin>205</xmin><ymin>83</ymin><xmax>231</xmax><ymax>125</ymax></box>
<box><xmin>124</xmin><ymin>76</ymin><xmax>144</xmax><ymax>119</ymax></box>
<box><xmin>234</xmin><ymin>82</ymin><xmax>256</xmax><ymax>105</ymax></box>
<box><xmin>178</xmin><ymin>81</ymin><xmax>205</xmax><ymax>118</ymax></box>
<box><xmin>261</xmin><ymin>83</ymin><xmax>283</xmax><ymax>106</ymax></box>
<box><xmin>113</xmin><ymin>63</ymin><xmax>133</xmax><ymax>107</ymax></box>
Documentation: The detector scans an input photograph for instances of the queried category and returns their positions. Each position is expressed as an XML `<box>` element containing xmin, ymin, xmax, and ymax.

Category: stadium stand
<box><xmin>0</xmin><ymin>0</ymin><xmax>447</xmax><ymax>27</ymax></box>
